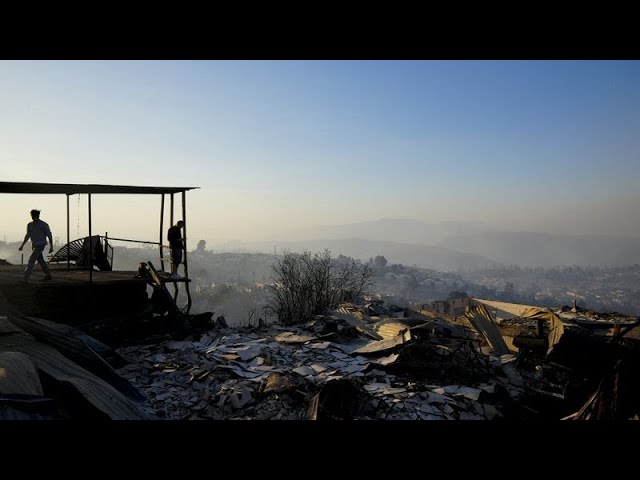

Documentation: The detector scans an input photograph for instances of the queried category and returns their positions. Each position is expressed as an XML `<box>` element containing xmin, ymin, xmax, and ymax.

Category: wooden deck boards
<box><xmin>0</xmin><ymin>265</ymin><xmax>151</xmax><ymax>324</ymax></box>
<box><xmin>0</xmin><ymin>264</ymin><xmax>147</xmax><ymax>286</ymax></box>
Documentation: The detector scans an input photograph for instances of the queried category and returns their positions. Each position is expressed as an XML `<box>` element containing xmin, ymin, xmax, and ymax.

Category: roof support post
<box><xmin>66</xmin><ymin>193</ymin><xmax>70</xmax><ymax>272</ymax></box>
<box><xmin>182</xmin><ymin>191</ymin><xmax>191</xmax><ymax>313</ymax></box>
<box><xmin>160</xmin><ymin>194</ymin><xmax>165</xmax><ymax>272</ymax></box>
<box><xmin>88</xmin><ymin>193</ymin><xmax>92</xmax><ymax>284</ymax></box>
<box><xmin>170</xmin><ymin>193</ymin><xmax>174</xmax><ymax>227</ymax></box>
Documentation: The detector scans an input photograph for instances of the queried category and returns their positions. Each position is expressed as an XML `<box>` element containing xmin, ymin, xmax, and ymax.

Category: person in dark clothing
<box><xmin>167</xmin><ymin>220</ymin><xmax>185</xmax><ymax>278</ymax></box>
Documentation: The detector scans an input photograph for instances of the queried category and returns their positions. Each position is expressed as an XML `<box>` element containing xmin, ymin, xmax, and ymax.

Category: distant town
<box><xmin>4</xmin><ymin>239</ymin><xmax>637</xmax><ymax>324</ymax></box>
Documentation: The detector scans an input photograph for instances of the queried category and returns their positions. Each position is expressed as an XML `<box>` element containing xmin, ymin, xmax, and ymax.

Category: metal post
<box><xmin>182</xmin><ymin>191</ymin><xmax>191</xmax><ymax>313</ymax></box>
<box><xmin>170</xmin><ymin>193</ymin><xmax>174</xmax><ymax>275</ymax></box>
<box><xmin>66</xmin><ymin>194</ymin><xmax>70</xmax><ymax>272</ymax></box>
<box><xmin>88</xmin><ymin>193</ymin><xmax>92</xmax><ymax>284</ymax></box>
<box><xmin>160</xmin><ymin>194</ymin><xmax>165</xmax><ymax>272</ymax></box>
<box><xmin>105</xmin><ymin>231</ymin><xmax>110</xmax><ymax>270</ymax></box>
<box><xmin>170</xmin><ymin>194</ymin><xmax>174</xmax><ymax>226</ymax></box>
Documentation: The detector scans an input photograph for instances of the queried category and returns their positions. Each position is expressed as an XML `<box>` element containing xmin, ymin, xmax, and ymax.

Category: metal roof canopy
<box><xmin>0</xmin><ymin>181</ymin><xmax>198</xmax><ymax>195</ymax></box>
<box><xmin>1</xmin><ymin>181</ymin><xmax>197</xmax><ymax>312</ymax></box>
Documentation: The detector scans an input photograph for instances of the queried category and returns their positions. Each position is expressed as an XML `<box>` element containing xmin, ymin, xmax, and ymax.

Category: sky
<box><xmin>0</xmin><ymin>60</ymin><xmax>639</xmax><ymax>245</ymax></box>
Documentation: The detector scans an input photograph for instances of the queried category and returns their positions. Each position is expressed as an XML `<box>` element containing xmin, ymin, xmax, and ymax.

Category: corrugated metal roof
<box><xmin>375</xmin><ymin>321</ymin><xmax>410</xmax><ymax>340</ymax></box>
<box><xmin>0</xmin><ymin>181</ymin><xmax>198</xmax><ymax>195</ymax></box>
<box><xmin>465</xmin><ymin>304</ymin><xmax>511</xmax><ymax>355</ymax></box>
<box><xmin>0</xmin><ymin>318</ymin><xmax>24</xmax><ymax>334</ymax></box>
<box><xmin>0</xmin><ymin>351</ymin><xmax>44</xmax><ymax>395</ymax></box>
<box><xmin>10</xmin><ymin>314</ymin><xmax>143</xmax><ymax>401</ymax></box>
<box><xmin>471</xmin><ymin>298</ymin><xmax>543</xmax><ymax>318</ymax></box>
<box><xmin>519</xmin><ymin>309</ymin><xmax>566</xmax><ymax>356</ymax></box>
<box><xmin>0</xmin><ymin>317</ymin><xmax>149</xmax><ymax>420</ymax></box>
<box><xmin>334</xmin><ymin>307</ymin><xmax>383</xmax><ymax>340</ymax></box>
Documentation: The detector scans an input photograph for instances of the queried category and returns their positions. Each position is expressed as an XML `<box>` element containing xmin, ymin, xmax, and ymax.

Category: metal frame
<box><xmin>1</xmin><ymin>182</ymin><xmax>198</xmax><ymax>313</ymax></box>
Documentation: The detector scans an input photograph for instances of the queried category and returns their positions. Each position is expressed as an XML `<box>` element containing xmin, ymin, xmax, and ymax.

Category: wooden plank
<box><xmin>147</xmin><ymin>261</ymin><xmax>180</xmax><ymax>316</ymax></box>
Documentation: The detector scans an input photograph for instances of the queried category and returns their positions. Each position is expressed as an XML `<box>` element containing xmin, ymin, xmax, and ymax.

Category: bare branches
<box><xmin>267</xmin><ymin>250</ymin><xmax>374</xmax><ymax>325</ymax></box>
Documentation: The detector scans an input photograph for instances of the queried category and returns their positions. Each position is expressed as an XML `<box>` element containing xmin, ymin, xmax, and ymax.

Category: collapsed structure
<box><xmin>3</xmin><ymin>291</ymin><xmax>637</xmax><ymax>420</ymax></box>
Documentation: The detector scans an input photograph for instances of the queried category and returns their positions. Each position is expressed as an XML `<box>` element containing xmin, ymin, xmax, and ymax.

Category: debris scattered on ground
<box><xmin>3</xmin><ymin>296</ymin><xmax>639</xmax><ymax>420</ymax></box>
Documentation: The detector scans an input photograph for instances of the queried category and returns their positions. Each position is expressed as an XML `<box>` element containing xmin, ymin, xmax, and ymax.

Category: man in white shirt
<box><xmin>18</xmin><ymin>209</ymin><xmax>53</xmax><ymax>281</ymax></box>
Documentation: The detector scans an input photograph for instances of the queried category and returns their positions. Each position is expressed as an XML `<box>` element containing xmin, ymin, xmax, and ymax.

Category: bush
<box><xmin>267</xmin><ymin>250</ymin><xmax>374</xmax><ymax>325</ymax></box>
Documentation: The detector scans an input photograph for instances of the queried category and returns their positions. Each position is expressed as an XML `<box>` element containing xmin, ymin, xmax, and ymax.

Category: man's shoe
<box><xmin>43</xmin><ymin>274</ymin><xmax>52</xmax><ymax>281</ymax></box>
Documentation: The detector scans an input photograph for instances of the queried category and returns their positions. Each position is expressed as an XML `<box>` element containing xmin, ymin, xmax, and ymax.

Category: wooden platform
<box><xmin>0</xmin><ymin>265</ymin><xmax>151</xmax><ymax>325</ymax></box>
<box><xmin>0</xmin><ymin>264</ymin><xmax>147</xmax><ymax>286</ymax></box>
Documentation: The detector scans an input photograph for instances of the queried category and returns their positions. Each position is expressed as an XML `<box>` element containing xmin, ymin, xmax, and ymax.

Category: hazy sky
<box><xmin>1</xmin><ymin>60</ymin><xmax>639</xmax><ymax>244</ymax></box>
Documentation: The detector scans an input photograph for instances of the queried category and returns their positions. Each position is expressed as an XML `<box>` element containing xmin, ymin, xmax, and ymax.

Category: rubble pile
<box><xmin>112</xmin><ymin>297</ymin><xmax>640</xmax><ymax>420</ymax></box>
<box><xmin>116</xmin><ymin>311</ymin><xmax>510</xmax><ymax>420</ymax></box>
<box><xmin>3</xmin><ymin>296</ymin><xmax>639</xmax><ymax>420</ymax></box>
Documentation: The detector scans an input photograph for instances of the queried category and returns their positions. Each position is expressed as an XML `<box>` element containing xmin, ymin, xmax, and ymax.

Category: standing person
<box><xmin>167</xmin><ymin>220</ymin><xmax>185</xmax><ymax>279</ymax></box>
<box><xmin>18</xmin><ymin>209</ymin><xmax>53</xmax><ymax>281</ymax></box>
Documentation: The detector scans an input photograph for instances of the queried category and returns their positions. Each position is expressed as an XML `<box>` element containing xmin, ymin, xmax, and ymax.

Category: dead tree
<box><xmin>267</xmin><ymin>250</ymin><xmax>374</xmax><ymax>324</ymax></box>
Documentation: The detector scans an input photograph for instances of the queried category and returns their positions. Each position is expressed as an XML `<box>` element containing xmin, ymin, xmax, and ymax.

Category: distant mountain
<box><xmin>224</xmin><ymin>237</ymin><xmax>501</xmax><ymax>272</ymax></box>
<box><xmin>209</xmin><ymin>218</ymin><xmax>640</xmax><ymax>269</ymax></box>
<box><xmin>308</xmin><ymin>219</ymin><xmax>640</xmax><ymax>267</ymax></box>
<box><xmin>307</xmin><ymin>219</ymin><xmax>496</xmax><ymax>245</ymax></box>
<box><xmin>439</xmin><ymin>232</ymin><xmax>640</xmax><ymax>267</ymax></box>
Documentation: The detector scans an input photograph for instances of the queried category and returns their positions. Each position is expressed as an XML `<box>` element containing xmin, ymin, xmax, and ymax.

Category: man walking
<box><xmin>167</xmin><ymin>220</ymin><xmax>185</xmax><ymax>279</ymax></box>
<box><xmin>19</xmin><ymin>209</ymin><xmax>53</xmax><ymax>281</ymax></box>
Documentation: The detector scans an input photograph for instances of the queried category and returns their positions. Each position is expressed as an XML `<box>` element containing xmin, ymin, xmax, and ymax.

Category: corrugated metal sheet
<box><xmin>0</xmin><ymin>317</ymin><xmax>24</xmax><ymax>334</ymax></box>
<box><xmin>465</xmin><ymin>305</ymin><xmax>511</xmax><ymax>355</ymax></box>
<box><xmin>468</xmin><ymin>301</ymin><xmax>567</xmax><ymax>356</ymax></box>
<box><xmin>375</xmin><ymin>321</ymin><xmax>410</xmax><ymax>340</ymax></box>
<box><xmin>408</xmin><ymin>310</ymin><xmax>471</xmax><ymax>338</ymax></box>
<box><xmin>353</xmin><ymin>330</ymin><xmax>411</xmax><ymax>354</ymax></box>
<box><xmin>334</xmin><ymin>307</ymin><xmax>383</xmax><ymax>340</ymax></box>
<box><xmin>519</xmin><ymin>309</ymin><xmax>566</xmax><ymax>355</ymax></box>
<box><xmin>0</xmin><ymin>351</ymin><xmax>43</xmax><ymax>395</ymax></box>
<box><xmin>9</xmin><ymin>313</ymin><xmax>144</xmax><ymax>401</ymax></box>
<box><xmin>471</xmin><ymin>298</ymin><xmax>541</xmax><ymax>319</ymax></box>
<box><xmin>0</xmin><ymin>318</ymin><xmax>149</xmax><ymax>420</ymax></box>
